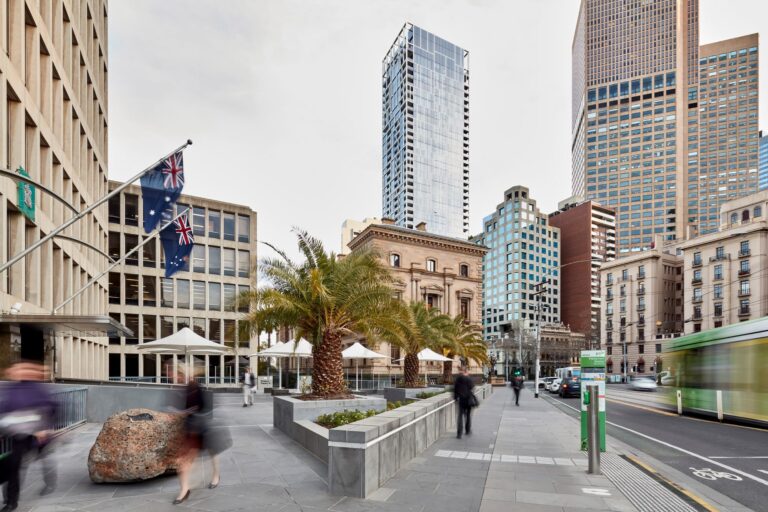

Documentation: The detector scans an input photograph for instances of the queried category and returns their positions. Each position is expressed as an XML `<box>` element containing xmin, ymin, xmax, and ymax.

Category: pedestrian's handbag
<box><xmin>468</xmin><ymin>393</ymin><xmax>479</xmax><ymax>408</ymax></box>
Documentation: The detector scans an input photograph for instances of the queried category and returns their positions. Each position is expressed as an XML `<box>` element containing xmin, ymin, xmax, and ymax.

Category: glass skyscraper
<box><xmin>760</xmin><ymin>132</ymin><xmax>768</xmax><ymax>191</ymax></box>
<box><xmin>382</xmin><ymin>23</ymin><xmax>470</xmax><ymax>239</ymax></box>
<box><xmin>471</xmin><ymin>186</ymin><xmax>561</xmax><ymax>340</ymax></box>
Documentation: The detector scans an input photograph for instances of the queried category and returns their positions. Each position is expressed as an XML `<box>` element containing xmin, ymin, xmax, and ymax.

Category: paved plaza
<box><xmin>6</xmin><ymin>387</ymin><xmax>749</xmax><ymax>512</ymax></box>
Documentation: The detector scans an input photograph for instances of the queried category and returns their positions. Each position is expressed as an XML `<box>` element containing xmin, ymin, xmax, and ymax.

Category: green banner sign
<box><xmin>16</xmin><ymin>166</ymin><xmax>35</xmax><ymax>222</ymax></box>
<box><xmin>580</xmin><ymin>350</ymin><xmax>606</xmax><ymax>368</ymax></box>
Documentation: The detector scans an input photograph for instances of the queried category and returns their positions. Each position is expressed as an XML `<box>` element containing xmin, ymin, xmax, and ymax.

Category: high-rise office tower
<box><xmin>382</xmin><ymin>23</ymin><xmax>470</xmax><ymax>239</ymax></box>
<box><xmin>760</xmin><ymin>132</ymin><xmax>768</xmax><ymax>191</ymax></box>
<box><xmin>572</xmin><ymin>0</ymin><xmax>699</xmax><ymax>254</ymax></box>
<box><xmin>471</xmin><ymin>186</ymin><xmax>561</xmax><ymax>340</ymax></box>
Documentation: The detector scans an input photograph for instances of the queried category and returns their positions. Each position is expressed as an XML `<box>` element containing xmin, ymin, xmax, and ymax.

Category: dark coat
<box><xmin>453</xmin><ymin>374</ymin><xmax>475</xmax><ymax>408</ymax></box>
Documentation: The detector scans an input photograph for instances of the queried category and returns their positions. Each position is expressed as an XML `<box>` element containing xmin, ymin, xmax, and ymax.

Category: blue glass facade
<box><xmin>471</xmin><ymin>186</ymin><xmax>560</xmax><ymax>340</ymax></box>
<box><xmin>760</xmin><ymin>133</ymin><xmax>768</xmax><ymax>191</ymax></box>
<box><xmin>382</xmin><ymin>23</ymin><xmax>469</xmax><ymax>238</ymax></box>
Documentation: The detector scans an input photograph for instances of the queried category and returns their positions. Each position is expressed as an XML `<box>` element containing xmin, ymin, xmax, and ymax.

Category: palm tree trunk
<box><xmin>442</xmin><ymin>360</ymin><xmax>453</xmax><ymax>384</ymax></box>
<box><xmin>311</xmin><ymin>331</ymin><xmax>347</xmax><ymax>396</ymax></box>
<box><xmin>403</xmin><ymin>352</ymin><xmax>420</xmax><ymax>388</ymax></box>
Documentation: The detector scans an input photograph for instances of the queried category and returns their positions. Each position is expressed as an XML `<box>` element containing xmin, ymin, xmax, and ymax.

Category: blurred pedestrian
<box><xmin>453</xmin><ymin>367</ymin><xmax>475</xmax><ymax>439</ymax></box>
<box><xmin>0</xmin><ymin>362</ymin><xmax>57</xmax><ymax>511</ymax></box>
<box><xmin>173</xmin><ymin>370</ymin><xmax>230</xmax><ymax>505</ymax></box>
<box><xmin>512</xmin><ymin>374</ymin><xmax>524</xmax><ymax>406</ymax></box>
<box><xmin>241</xmin><ymin>368</ymin><xmax>255</xmax><ymax>407</ymax></box>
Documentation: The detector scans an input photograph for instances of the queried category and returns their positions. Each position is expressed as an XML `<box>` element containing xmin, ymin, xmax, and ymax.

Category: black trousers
<box><xmin>457</xmin><ymin>404</ymin><xmax>472</xmax><ymax>437</ymax></box>
<box><xmin>513</xmin><ymin>388</ymin><xmax>521</xmax><ymax>405</ymax></box>
<box><xmin>3</xmin><ymin>436</ymin><xmax>35</xmax><ymax>506</ymax></box>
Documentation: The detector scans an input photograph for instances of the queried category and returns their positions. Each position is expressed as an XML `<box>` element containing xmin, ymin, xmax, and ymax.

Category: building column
<box><xmin>155</xmin><ymin>355</ymin><xmax>161</xmax><ymax>383</ymax></box>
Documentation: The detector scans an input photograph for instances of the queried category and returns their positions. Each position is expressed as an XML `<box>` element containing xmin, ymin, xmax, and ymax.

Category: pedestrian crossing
<box><xmin>434</xmin><ymin>449</ymin><xmax>588</xmax><ymax>467</ymax></box>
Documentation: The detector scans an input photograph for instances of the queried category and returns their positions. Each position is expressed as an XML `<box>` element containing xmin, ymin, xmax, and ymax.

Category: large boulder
<box><xmin>88</xmin><ymin>408</ymin><xmax>185</xmax><ymax>483</ymax></box>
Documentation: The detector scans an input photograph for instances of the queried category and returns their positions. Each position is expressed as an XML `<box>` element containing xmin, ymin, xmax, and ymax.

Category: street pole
<box><xmin>533</xmin><ymin>279</ymin><xmax>548</xmax><ymax>398</ymax></box>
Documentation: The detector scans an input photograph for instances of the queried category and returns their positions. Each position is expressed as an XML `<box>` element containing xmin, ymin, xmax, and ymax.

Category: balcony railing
<box><xmin>713</xmin><ymin>274</ymin><xmax>723</xmax><ymax>281</ymax></box>
<box><xmin>739</xmin><ymin>306</ymin><xmax>751</xmax><ymax>317</ymax></box>
<box><xmin>637</xmin><ymin>304</ymin><xmax>646</xmax><ymax>311</ymax></box>
<box><xmin>710</xmin><ymin>254</ymin><xmax>729</xmax><ymax>263</ymax></box>
<box><xmin>739</xmin><ymin>248</ymin><xmax>751</xmax><ymax>258</ymax></box>
<box><xmin>638</xmin><ymin>273</ymin><xmax>646</xmax><ymax>280</ymax></box>
<box><xmin>738</xmin><ymin>289</ymin><xmax>751</xmax><ymax>297</ymax></box>
<box><xmin>691</xmin><ymin>278</ymin><xmax>702</xmax><ymax>285</ymax></box>
<box><xmin>692</xmin><ymin>296</ymin><xmax>703</xmax><ymax>304</ymax></box>
<box><xmin>637</xmin><ymin>288</ymin><xmax>645</xmax><ymax>296</ymax></box>
<box><xmin>692</xmin><ymin>258</ymin><xmax>702</xmax><ymax>267</ymax></box>
<box><xmin>738</xmin><ymin>269</ymin><xmax>751</xmax><ymax>277</ymax></box>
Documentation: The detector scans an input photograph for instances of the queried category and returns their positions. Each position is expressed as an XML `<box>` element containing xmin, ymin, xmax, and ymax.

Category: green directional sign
<box><xmin>16</xmin><ymin>166</ymin><xmax>35</xmax><ymax>222</ymax></box>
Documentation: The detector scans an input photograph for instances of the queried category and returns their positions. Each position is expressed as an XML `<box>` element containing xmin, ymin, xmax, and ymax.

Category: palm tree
<box><xmin>440</xmin><ymin>316</ymin><xmax>489</xmax><ymax>383</ymax></box>
<box><xmin>243</xmin><ymin>230</ymin><xmax>405</xmax><ymax>397</ymax></box>
<box><xmin>392</xmin><ymin>302</ymin><xmax>453</xmax><ymax>388</ymax></box>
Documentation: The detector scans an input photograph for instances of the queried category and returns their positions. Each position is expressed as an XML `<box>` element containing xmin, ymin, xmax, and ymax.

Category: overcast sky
<box><xmin>108</xmin><ymin>1</ymin><xmax>768</xmax><ymax>262</ymax></box>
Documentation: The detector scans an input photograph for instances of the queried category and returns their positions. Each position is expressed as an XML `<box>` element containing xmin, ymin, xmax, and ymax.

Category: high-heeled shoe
<box><xmin>173</xmin><ymin>490</ymin><xmax>190</xmax><ymax>505</ymax></box>
<box><xmin>208</xmin><ymin>479</ymin><xmax>220</xmax><ymax>489</ymax></box>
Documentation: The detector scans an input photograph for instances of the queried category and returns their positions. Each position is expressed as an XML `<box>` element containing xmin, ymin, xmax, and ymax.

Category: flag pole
<box><xmin>52</xmin><ymin>207</ymin><xmax>191</xmax><ymax>314</ymax></box>
<box><xmin>0</xmin><ymin>139</ymin><xmax>192</xmax><ymax>276</ymax></box>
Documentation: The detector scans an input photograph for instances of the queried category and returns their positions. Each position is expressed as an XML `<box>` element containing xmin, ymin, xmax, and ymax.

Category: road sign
<box><xmin>581</xmin><ymin>349</ymin><xmax>606</xmax><ymax>452</ymax></box>
<box><xmin>16</xmin><ymin>166</ymin><xmax>35</xmax><ymax>222</ymax></box>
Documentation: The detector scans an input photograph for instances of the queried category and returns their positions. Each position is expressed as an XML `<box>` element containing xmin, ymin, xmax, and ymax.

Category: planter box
<box><xmin>383</xmin><ymin>386</ymin><xmax>446</xmax><ymax>402</ymax></box>
<box><xmin>329</xmin><ymin>384</ymin><xmax>492</xmax><ymax>498</ymax></box>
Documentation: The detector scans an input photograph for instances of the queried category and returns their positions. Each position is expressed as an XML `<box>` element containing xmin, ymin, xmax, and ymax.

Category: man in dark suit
<box><xmin>453</xmin><ymin>367</ymin><xmax>475</xmax><ymax>439</ymax></box>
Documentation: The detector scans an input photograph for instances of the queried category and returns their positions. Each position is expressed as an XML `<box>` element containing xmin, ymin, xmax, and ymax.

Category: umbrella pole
<box><xmin>356</xmin><ymin>360</ymin><xmax>360</xmax><ymax>392</ymax></box>
<box><xmin>297</xmin><ymin>356</ymin><xmax>301</xmax><ymax>393</ymax></box>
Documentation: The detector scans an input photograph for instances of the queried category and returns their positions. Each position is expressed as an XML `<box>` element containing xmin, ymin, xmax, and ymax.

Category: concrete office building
<box><xmin>347</xmin><ymin>220</ymin><xmax>486</xmax><ymax>377</ymax></box>
<box><xmin>572</xmin><ymin>0</ymin><xmax>698</xmax><ymax>253</ymax></box>
<box><xmin>548</xmin><ymin>197</ymin><xmax>615</xmax><ymax>344</ymax></box>
<box><xmin>340</xmin><ymin>217</ymin><xmax>381</xmax><ymax>255</ymax></box>
<box><xmin>472</xmin><ymin>186</ymin><xmax>561</xmax><ymax>340</ymax></box>
<box><xmin>107</xmin><ymin>181</ymin><xmax>257</xmax><ymax>383</ymax></box>
<box><xmin>679</xmin><ymin>191</ymin><xmax>768</xmax><ymax>333</ymax></box>
<box><xmin>690</xmin><ymin>35</ymin><xmax>759</xmax><ymax>236</ymax></box>
<box><xmin>382</xmin><ymin>23</ymin><xmax>470</xmax><ymax>239</ymax></box>
<box><xmin>760</xmin><ymin>132</ymin><xmax>768</xmax><ymax>191</ymax></box>
<box><xmin>599</xmin><ymin>238</ymin><xmax>683</xmax><ymax>379</ymax></box>
<box><xmin>0</xmin><ymin>1</ymin><xmax>114</xmax><ymax>379</ymax></box>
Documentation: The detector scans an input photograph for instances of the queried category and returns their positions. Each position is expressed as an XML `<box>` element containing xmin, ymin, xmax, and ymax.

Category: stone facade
<box><xmin>347</xmin><ymin>221</ymin><xmax>487</xmax><ymax>377</ymax></box>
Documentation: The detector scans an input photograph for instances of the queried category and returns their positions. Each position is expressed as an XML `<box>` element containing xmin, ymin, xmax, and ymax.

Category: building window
<box><xmin>693</xmin><ymin>252</ymin><xmax>702</xmax><ymax>265</ymax></box>
<box><xmin>209</xmin><ymin>246</ymin><xmax>221</xmax><ymax>275</ymax></box>
<box><xmin>426</xmin><ymin>293</ymin><xmax>439</xmax><ymax>309</ymax></box>
<box><xmin>143</xmin><ymin>315</ymin><xmax>157</xmax><ymax>342</ymax></box>
<box><xmin>161</xmin><ymin>316</ymin><xmax>174</xmax><ymax>337</ymax></box>
<box><xmin>108</xmin><ymin>232</ymin><xmax>120</xmax><ymax>261</ymax></box>
<box><xmin>742</xmin><ymin>209</ymin><xmax>750</xmax><ymax>222</ymax></box>
<box><xmin>459</xmin><ymin>264</ymin><xmax>469</xmax><ymax>277</ymax></box>
<box><xmin>239</xmin><ymin>285</ymin><xmax>250</xmax><ymax>313</ymax></box>
<box><xmin>714</xmin><ymin>303</ymin><xmax>723</xmax><ymax>317</ymax></box>
<box><xmin>208</xmin><ymin>210</ymin><xmax>221</xmax><ymax>238</ymax></box>
<box><xmin>638</xmin><ymin>344</ymin><xmax>644</xmax><ymax>354</ymax></box>
<box><xmin>125</xmin><ymin>274</ymin><xmax>139</xmax><ymax>306</ymax></box>
<box><xmin>740</xmin><ymin>299</ymin><xmax>750</xmax><ymax>315</ymax></box>
<box><xmin>125</xmin><ymin>234</ymin><xmax>139</xmax><ymax>266</ymax></box>
<box><xmin>124</xmin><ymin>193</ymin><xmax>139</xmax><ymax>227</ymax></box>
<box><xmin>754</xmin><ymin>206</ymin><xmax>763</xmax><ymax>218</ymax></box>
<box><xmin>124</xmin><ymin>315</ymin><xmax>140</xmax><ymax>345</ymax></box>
<box><xmin>223</xmin><ymin>212</ymin><xmax>236</xmax><ymax>241</ymax></box>
<box><xmin>108</xmin><ymin>195</ymin><xmax>120</xmax><ymax>223</ymax></box>
<box><xmin>143</xmin><ymin>275</ymin><xmax>157</xmax><ymax>306</ymax></box>
<box><xmin>238</xmin><ymin>215</ymin><xmax>250</xmax><ymax>243</ymax></box>
<box><xmin>209</xmin><ymin>319</ymin><xmax>222</xmax><ymax>342</ymax></box>
<box><xmin>713</xmin><ymin>264</ymin><xmax>722</xmax><ymax>280</ymax></box>
<box><xmin>460</xmin><ymin>298</ymin><xmax>470</xmax><ymax>320</ymax></box>
<box><xmin>192</xmin><ymin>207</ymin><xmax>205</xmax><ymax>236</ymax></box>
<box><xmin>161</xmin><ymin>278</ymin><xmax>174</xmax><ymax>307</ymax></box>
<box><xmin>223</xmin><ymin>248</ymin><xmax>236</xmax><ymax>277</ymax></box>
<box><xmin>606</xmin><ymin>273</ymin><xmax>613</xmax><ymax>285</ymax></box>
<box><xmin>193</xmin><ymin>318</ymin><xmax>206</xmax><ymax>337</ymax></box>
<box><xmin>740</xmin><ymin>240</ymin><xmax>750</xmax><ymax>256</ymax></box>
<box><xmin>730</xmin><ymin>212</ymin><xmax>738</xmax><ymax>224</ymax></box>
<box><xmin>176</xmin><ymin>279</ymin><xmax>190</xmax><ymax>309</ymax></box>
<box><xmin>209</xmin><ymin>283</ymin><xmax>221</xmax><ymax>311</ymax></box>
<box><xmin>176</xmin><ymin>317</ymin><xmax>190</xmax><ymax>331</ymax></box>
<box><xmin>740</xmin><ymin>281</ymin><xmax>750</xmax><ymax>296</ymax></box>
<box><xmin>638</xmin><ymin>265</ymin><xmax>645</xmax><ymax>279</ymax></box>
<box><xmin>192</xmin><ymin>245</ymin><xmax>205</xmax><ymax>273</ymax></box>
<box><xmin>740</xmin><ymin>260</ymin><xmax>750</xmax><ymax>274</ymax></box>
<box><xmin>193</xmin><ymin>281</ymin><xmax>206</xmax><ymax>310</ymax></box>
<box><xmin>109</xmin><ymin>273</ymin><xmax>120</xmax><ymax>304</ymax></box>
<box><xmin>143</xmin><ymin>237</ymin><xmax>157</xmax><ymax>268</ymax></box>
<box><xmin>621</xmin><ymin>269</ymin><xmax>628</xmax><ymax>280</ymax></box>
<box><xmin>426</xmin><ymin>259</ymin><xmax>436</xmax><ymax>272</ymax></box>
<box><xmin>715</xmin><ymin>246</ymin><xmax>724</xmax><ymax>259</ymax></box>
<box><xmin>693</xmin><ymin>288</ymin><xmax>702</xmax><ymax>301</ymax></box>
<box><xmin>238</xmin><ymin>250</ymin><xmax>250</xmax><ymax>278</ymax></box>
<box><xmin>390</xmin><ymin>345</ymin><xmax>401</xmax><ymax>364</ymax></box>
<box><xmin>224</xmin><ymin>284</ymin><xmax>237</xmax><ymax>312</ymax></box>
<box><xmin>713</xmin><ymin>284</ymin><xmax>722</xmax><ymax>299</ymax></box>
<box><xmin>390</xmin><ymin>253</ymin><xmax>400</xmax><ymax>267</ymax></box>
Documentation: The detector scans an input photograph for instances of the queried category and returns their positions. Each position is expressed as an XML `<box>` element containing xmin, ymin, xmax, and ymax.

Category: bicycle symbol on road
<box><xmin>690</xmin><ymin>467</ymin><xmax>742</xmax><ymax>481</ymax></box>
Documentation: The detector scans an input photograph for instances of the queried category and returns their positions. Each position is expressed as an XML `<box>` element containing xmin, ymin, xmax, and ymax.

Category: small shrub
<box><xmin>315</xmin><ymin>409</ymin><xmax>378</xmax><ymax>429</ymax></box>
<box><xmin>415</xmin><ymin>391</ymin><xmax>446</xmax><ymax>399</ymax></box>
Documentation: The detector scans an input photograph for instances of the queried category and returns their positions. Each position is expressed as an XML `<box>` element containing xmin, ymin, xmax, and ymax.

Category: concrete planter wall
<box><xmin>382</xmin><ymin>386</ymin><xmax>446</xmax><ymax>402</ymax></box>
<box><xmin>328</xmin><ymin>384</ymin><xmax>492</xmax><ymax>498</ymax></box>
<box><xmin>273</xmin><ymin>395</ymin><xmax>387</xmax><ymax>461</ymax></box>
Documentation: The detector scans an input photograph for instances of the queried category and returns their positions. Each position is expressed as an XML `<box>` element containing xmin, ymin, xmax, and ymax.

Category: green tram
<box><xmin>665</xmin><ymin>317</ymin><xmax>768</xmax><ymax>426</ymax></box>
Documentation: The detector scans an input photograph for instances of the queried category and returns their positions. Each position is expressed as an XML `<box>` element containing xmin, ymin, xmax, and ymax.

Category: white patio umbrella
<box><xmin>251</xmin><ymin>341</ymin><xmax>287</xmax><ymax>388</ymax></box>
<box><xmin>137</xmin><ymin>327</ymin><xmax>228</xmax><ymax>382</ymax></box>
<box><xmin>417</xmin><ymin>348</ymin><xmax>452</xmax><ymax>386</ymax></box>
<box><xmin>342</xmin><ymin>342</ymin><xmax>389</xmax><ymax>391</ymax></box>
<box><xmin>281</xmin><ymin>339</ymin><xmax>313</xmax><ymax>392</ymax></box>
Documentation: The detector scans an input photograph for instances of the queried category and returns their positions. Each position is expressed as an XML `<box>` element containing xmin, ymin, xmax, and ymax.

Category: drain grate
<box><xmin>600</xmin><ymin>453</ymin><xmax>698</xmax><ymax>512</ymax></box>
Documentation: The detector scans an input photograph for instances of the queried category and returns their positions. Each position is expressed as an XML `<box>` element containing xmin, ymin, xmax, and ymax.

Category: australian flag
<box><xmin>160</xmin><ymin>212</ymin><xmax>194</xmax><ymax>278</ymax></box>
<box><xmin>141</xmin><ymin>151</ymin><xmax>185</xmax><ymax>233</ymax></box>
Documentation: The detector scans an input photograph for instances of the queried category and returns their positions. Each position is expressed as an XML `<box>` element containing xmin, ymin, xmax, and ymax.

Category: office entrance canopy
<box><xmin>0</xmin><ymin>314</ymin><xmax>133</xmax><ymax>337</ymax></box>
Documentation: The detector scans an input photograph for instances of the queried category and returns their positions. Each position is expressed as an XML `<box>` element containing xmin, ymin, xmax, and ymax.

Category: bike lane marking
<box><xmin>547</xmin><ymin>395</ymin><xmax>768</xmax><ymax>487</ymax></box>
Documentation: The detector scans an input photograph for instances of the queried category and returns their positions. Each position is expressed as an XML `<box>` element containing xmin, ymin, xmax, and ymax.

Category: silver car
<box><xmin>543</xmin><ymin>377</ymin><xmax>556</xmax><ymax>391</ymax></box>
<box><xmin>549</xmin><ymin>378</ymin><xmax>562</xmax><ymax>393</ymax></box>
<box><xmin>629</xmin><ymin>376</ymin><xmax>658</xmax><ymax>391</ymax></box>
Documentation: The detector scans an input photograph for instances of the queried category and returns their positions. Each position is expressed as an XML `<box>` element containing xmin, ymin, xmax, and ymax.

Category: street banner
<box><xmin>16</xmin><ymin>166</ymin><xmax>35</xmax><ymax>222</ymax></box>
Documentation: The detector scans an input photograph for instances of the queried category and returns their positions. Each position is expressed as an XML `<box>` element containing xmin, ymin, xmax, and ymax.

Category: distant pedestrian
<box><xmin>241</xmin><ymin>368</ymin><xmax>255</xmax><ymax>407</ymax></box>
<box><xmin>453</xmin><ymin>367</ymin><xmax>475</xmax><ymax>439</ymax></box>
<box><xmin>512</xmin><ymin>374</ymin><xmax>524</xmax><ymax>406</ymax></box>
<box><xmin>0</xmin><ymin>362</ymin><xmax>57</xmax><ymax>512</ymax></box>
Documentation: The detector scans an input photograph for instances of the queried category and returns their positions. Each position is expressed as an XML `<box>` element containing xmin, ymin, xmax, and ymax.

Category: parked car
<box><xmin>629</xmin><ymin>376</ymin><xmax>658</xmax><ymax>391</ymax></box>
<box><xmin>543</xmin><ymin>377</ymin><xmax>556</xmax><ymax>391</ymax></box>
<box><xmin>559</xmin><ymin>377</ymin><xmax>581</xmax><ymax>398</ymax></box>
<box><xmin>549</xmin><ymin>378</ymin><xmax>562</xmax><ymax>394</ymax></box>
